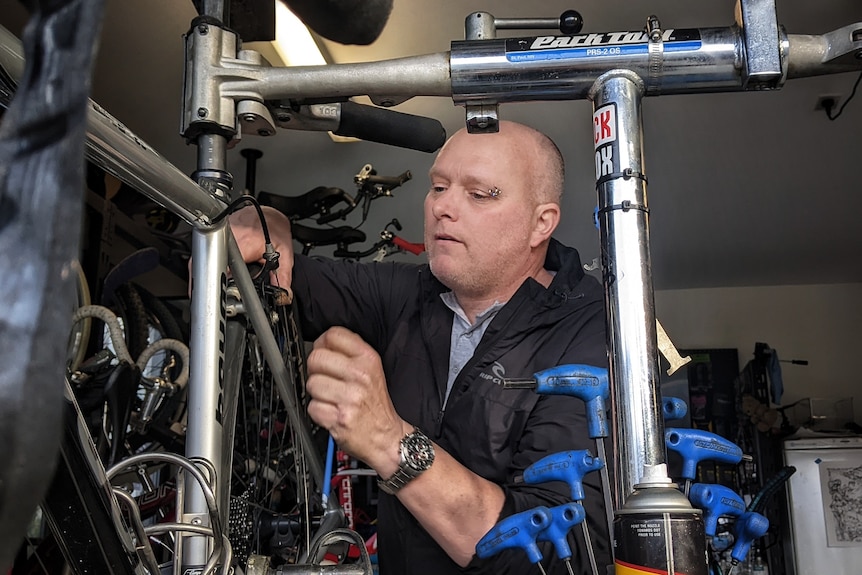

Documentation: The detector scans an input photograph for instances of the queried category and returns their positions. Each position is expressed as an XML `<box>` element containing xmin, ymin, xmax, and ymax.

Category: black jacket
<box><xmin>292</xmin><ymin>238</ymin><xmax>612</xmax><ymax>574</ymax></box>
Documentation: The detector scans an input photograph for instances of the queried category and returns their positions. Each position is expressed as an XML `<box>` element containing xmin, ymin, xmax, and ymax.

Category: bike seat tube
<box><xmin>186</xmin><ymin>18</ymin><xmax>236</xmax><ymax>559</ymax></box>
<box><xmin>185</xmin><ymin>219</ymin><xmax>231</xmax><ymax>569</ymax></box>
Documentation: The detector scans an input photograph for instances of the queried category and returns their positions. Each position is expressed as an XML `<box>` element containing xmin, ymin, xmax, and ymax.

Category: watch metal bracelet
<box><xmin>377</xmin><ymin>427</ymin><xmax>435</xmax><ymax>495</ymax></box>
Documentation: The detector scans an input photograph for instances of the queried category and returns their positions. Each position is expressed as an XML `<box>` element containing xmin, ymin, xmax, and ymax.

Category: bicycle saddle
<box><xmin>258</xmin><ymin>187</ymin><xmax>354</xmax><ymax>222</ymax></box>
<box><xmin>291</xmin><ymin>221</ymin><xmax>366</xmax><ymax>250</ymax></box>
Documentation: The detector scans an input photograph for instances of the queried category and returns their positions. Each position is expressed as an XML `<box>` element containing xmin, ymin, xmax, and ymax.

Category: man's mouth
<box><xmin>434</xmin><ymin>233</ymin><xmax>460</xmax><ymax>243</ymax></box>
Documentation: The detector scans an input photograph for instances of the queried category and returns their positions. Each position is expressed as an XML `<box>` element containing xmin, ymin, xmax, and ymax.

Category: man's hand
<box><xmin>228</xmin><ymin>205</ymin><xmax>294</xmax><ymax>288</ymax></box>
<box><xmin>306</xmin><ymin>326</ymin><xmax>410</xmax><ymax>477</ymax></box>
<box><xmin>308</xmin><ymin>327</ymin><xmax>509</xmax><ymax>567</ymax></box>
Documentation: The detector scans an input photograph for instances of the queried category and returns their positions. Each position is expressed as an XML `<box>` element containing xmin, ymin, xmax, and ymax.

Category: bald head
<box><xmin>439</xmin><ymin>121</ymin><xmax>565</xmax><ymax>206</ymax></box>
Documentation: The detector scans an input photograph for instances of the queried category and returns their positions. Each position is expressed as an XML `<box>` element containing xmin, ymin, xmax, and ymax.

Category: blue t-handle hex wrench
<box><xmin>729</xmin><ymin>511</ymin><xmax>769</xmax><ymax>574</ymax></box>
<box><xmin>688</xmin><ymin>482</ymin><xmax>746</xmax><ymax>537</ymax></box>
<box><xmin>524</xmin><ymin>450</ymin><xmax>603</xmax><ymax>575</ymax></box>
<box><xmin>476</xmin><ymin>506</ymin><xmax>552</xmax><ymax>575</ymax></box>
<box><xmin>504</xmin><ymin>364</ymin><xmax>614</xmax><ymax>538</ymax></box>
<box><xmin>537</xmin><ymin>502</ymin><xmax>587</xmax><ymax>575</ymax></box>
<box><xmin>662</xmin><ymin>396</ymin><xmax>688</xmax><ymax>421</ymax></box>
<box><xmin>665</xmin><ymin>427</ymin><xmax>745</xmax><ymax>495</ymax></box>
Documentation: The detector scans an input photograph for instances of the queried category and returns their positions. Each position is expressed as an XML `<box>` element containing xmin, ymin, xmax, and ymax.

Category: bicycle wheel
<box><xmin>224</xmin><ymin>278</ymin><xmax>330</xmax><ymax>568</ymax></box>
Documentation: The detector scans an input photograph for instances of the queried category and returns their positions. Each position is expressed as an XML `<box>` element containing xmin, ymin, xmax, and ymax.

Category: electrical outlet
<box><xmin>815</xmin><ymin>94</ymin><xmax>842</xmax><ymax>111</ymax></box>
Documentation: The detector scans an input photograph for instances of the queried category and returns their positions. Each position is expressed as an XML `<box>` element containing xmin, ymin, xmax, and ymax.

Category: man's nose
<box><xmin>430</xmin><ymin>189</ymin><xmax>458</xmax><ymax>220</ymax></box>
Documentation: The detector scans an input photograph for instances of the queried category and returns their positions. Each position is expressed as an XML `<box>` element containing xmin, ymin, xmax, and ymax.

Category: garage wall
<box><xmin>654</xmin><ymin>282</ymin><xmax>862</xmax><ymax>425</ymax></box>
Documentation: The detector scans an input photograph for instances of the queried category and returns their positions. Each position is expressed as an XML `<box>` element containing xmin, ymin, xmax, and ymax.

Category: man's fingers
<box><xmin>306</xmin><ymin>365</ymin><xmax>367</xmax><ymax>443</ymax></box>
<box><xmin>307</xmin><ymin>344</ymin><xmax>352</xmax><ymax>379</ymax></box>
<box><xmin>306</xmin><ymin>327</ymin><xmax>384</xmax><ymax>412</ymax></box>
<box><xmin>313</xmin><ymin>326</ymin><xmax>374</xmax><ymax>360</ymax></box>
<box><xmin>306</xmin><ymin>359</ymin><xmax>359</xmax><ymax>403</ymax></box>
<box><xmin>307</xmin><ymin>396</ymin><xmax>339</xmax><ymax>431</ymax></box>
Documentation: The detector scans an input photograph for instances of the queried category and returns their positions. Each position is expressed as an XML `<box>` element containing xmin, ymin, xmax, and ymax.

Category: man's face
<box><xmin>423</xmin><ymin>128</ymin><xmax>540</xmax><ymax>298</ymax></box>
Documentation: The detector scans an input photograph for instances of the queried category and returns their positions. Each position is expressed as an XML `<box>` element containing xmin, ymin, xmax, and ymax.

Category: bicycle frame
<box><xmin>3</xmin><ymin>0</ymin><xmax>862</xmax><ymax>572</ymax></box>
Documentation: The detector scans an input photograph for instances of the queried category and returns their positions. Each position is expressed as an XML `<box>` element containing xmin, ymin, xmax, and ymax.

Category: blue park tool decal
<box><xmin>504</xmin><ymin>28</ymin><xmax>702</xmax><ymax>62</ymax></box>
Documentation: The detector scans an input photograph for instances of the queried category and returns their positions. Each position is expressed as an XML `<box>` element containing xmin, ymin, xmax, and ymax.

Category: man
<box><xmin>231</xmin><ymin>121</ymin><xmax>611</xmax><ymax>574</ymax></box>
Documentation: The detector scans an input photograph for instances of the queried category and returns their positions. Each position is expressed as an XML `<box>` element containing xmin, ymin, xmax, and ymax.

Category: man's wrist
<box><xmin>377</xmin><ymin>427</ymin><xmax>435</xmax><ymax>495</ymax></box>
<box><xmin>375</xmin><ymin>422</ymin><xmax>413</xmax><ymax>478</ymax></box>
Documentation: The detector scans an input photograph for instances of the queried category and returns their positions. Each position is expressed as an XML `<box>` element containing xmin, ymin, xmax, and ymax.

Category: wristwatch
<box><xmin>377</xmin><ymin>427</ymin><xmax>435</xmax><ymax>495</ymax></box>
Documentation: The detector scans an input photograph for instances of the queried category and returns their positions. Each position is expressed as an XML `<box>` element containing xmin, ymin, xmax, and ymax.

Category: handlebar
<box><xmin>357</xmin><ymin>169</ymin><xmax>412</xmax><ymax>190</ymax></box>
<box><xmin>241</xmin><ymin>146</ymin><xmax>412</xmax><ymax>229</ymax></box>
<box><xmin>312</xmin><ymin>164</ymin><xmax>412</xmax><ymax>226</ymax></box>
<box><xmin>332</xmin><ymin>233</ymin><xmax>423</xmax><ymax>260</ymax></box>
<box><xmin>333</xmin><ymin>219</ymin><xmax>424</xmax><ymax>260</ymax></box>
<box><xmin>391</xmin><ymin>235</ymin><xmax>425</xmax><ymax>256</ymax></box>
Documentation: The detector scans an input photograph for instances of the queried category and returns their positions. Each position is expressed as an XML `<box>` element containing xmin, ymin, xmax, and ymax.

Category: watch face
<box><xmin>403</xmin><ymin>432</ymin><xmax>435</xmax><ymax>472</ymax></box>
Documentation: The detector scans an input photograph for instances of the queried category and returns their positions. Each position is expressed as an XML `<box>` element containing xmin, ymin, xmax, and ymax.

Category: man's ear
<box><xmin>530</xmin><ymin>203</ymin><xmax>560</xmax><ymax>248</ymax></box>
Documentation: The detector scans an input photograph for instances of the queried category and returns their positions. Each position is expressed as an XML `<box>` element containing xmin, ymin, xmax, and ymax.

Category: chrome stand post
<box><xmin>590</xmin><ymin>69</ymin><xmax>670</xmax><ymax>502</ymax></box>
<box><xmin>591</xmin><ymin>69</ymin><xmax>706</xmax><ymax>574</ymax></box>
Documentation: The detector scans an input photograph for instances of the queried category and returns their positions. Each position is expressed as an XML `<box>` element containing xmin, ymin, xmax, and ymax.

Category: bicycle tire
<box><xmin>111</xmin><ymin>283</ymin><xmax>150</xmax><ymax>361</ymax></box>
<box><xmin>225</xmin><ymin>279</ymin><xmax>330</xmax><ymax>568</ymax></box>
<box><xmin>134</xmin><ymin>284</ymin><xmax>186</xmax><ymax>343</ymax></box>
<box><xmin>66</xmin><ymin>260</ymin><xmax>92</xmax><ymax>372</ymax></box>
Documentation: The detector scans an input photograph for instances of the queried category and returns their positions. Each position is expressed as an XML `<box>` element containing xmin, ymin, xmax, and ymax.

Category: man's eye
<box><xmin>470</xmin><ymin>188</ymin><xmax>499</xmax><ymax>201</ymax></box>
<box><xmin>430</xmin><ymin>186</ymin><xmax>446</xmax><ymax>193</ymax></box>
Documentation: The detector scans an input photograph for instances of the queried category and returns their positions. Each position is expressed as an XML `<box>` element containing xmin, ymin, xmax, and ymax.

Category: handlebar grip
<box><xmin>335</xmin><ymin>101</ymin><xmax>446</xmax><ymax>153</ymax></box>
<box><xmin>363</xmin><ymin>170</ymin><xmax>412</xmax><ymax>188</ymax></box>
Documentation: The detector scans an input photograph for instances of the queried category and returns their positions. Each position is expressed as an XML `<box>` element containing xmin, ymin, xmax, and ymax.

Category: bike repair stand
<box><xmin>459</xmin><ymin>10</ymin><xmax>714</xmax><ymax>574</ymax></box>
<box><xmin>591</xmin><ymin>2</ymin><xmax>785</xmax><ymax>571</ymax></box>
<box><xmin>459</xmin><ymin>2</ymin><xmax>789</xmax><ymax>573</ymax></box>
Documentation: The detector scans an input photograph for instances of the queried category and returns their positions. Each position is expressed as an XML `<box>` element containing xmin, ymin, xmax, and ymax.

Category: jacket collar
<box><xmin>419</xmin><ymin>237</ymin><xmax>597</xmax><ymax>321</ymax></box>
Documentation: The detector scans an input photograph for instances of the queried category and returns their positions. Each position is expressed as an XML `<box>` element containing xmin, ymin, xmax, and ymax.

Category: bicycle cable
<box><xmin>826</xmin><ymin>71</ymin><xmax>862</xmax><ymax>121</ymax></box>
<box><xmin>212</xmin><ymin>194</ymin><xmax>282</xmax><ymax>279</ymax></box>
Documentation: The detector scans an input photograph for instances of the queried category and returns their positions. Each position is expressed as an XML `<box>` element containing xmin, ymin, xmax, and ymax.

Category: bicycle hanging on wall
<box><xmin>1</xmin><ymin>0</ymin><xmax>861</xmax><ymax>573</ymax></box>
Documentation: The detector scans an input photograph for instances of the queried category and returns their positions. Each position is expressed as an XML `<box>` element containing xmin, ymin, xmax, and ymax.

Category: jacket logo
<box><xmin>479</xmin><ymin>362</ymin><xmax>506</xmax><ymax>385</ymax></box>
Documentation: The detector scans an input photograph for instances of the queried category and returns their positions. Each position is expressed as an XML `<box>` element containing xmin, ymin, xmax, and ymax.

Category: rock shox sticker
<box><xmin>594</xmin><ymin>103</ymin><xmax>618</xmax><ymax>180</ymax></box>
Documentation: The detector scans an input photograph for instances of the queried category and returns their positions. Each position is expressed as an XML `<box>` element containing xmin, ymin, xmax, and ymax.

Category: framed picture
<box><xmin>819</xmin><ymin>459</ymin><xmax>862</xmax><ymax>547</ymax></box>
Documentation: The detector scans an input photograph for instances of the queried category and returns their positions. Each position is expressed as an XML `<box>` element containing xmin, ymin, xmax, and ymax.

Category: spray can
<box><xmin>614</xmin><ymin>485</ymin><xmax>708</xmax><ymax>575</ymax></box>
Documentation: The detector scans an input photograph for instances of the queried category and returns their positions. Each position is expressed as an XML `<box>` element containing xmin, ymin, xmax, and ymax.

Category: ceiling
<box><xmin>2</xmin><ymin>0</ymin><xmax>861</xmax><ymax>291</ymax></box>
